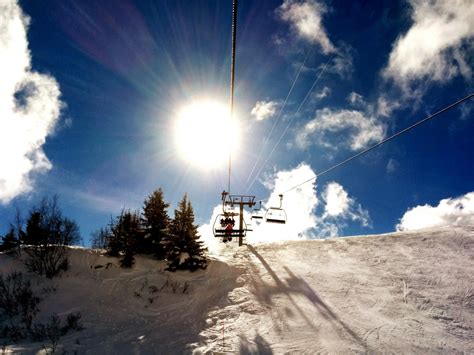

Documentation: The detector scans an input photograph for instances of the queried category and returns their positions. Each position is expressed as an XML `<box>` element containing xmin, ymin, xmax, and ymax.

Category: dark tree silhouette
<box><xmin>167</xmin><ymin>194</ymin><xmax>207</xmax><ymax>271</ymax></box>
<box><xmin>107</xmin><ymin>210</ymin><xmax>141</xmax><ymax>267</ymax></box>
<box><xmin>0</xmin><ymin>228</ymin><xmax>17</xmax><ymax>253</ymax></box>
<box><xmin>23</xmin><ymin>196</ymin><xmax>81</xmax><ymax>278</ymax></box>
<box><xmin>141</xmin><ymin>188</ymin><xmax>170</xmax><ymax>258</ymax></box>
<box><xmin>90</xmin><ymin>227</ymin><xmax>110</xmax><ymax>249</ymax></box>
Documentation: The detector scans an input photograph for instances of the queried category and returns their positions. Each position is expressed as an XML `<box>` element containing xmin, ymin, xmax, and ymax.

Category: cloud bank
<box><xmin>277</xmin><ymin>0</ymin><xmax>336</xmax><ymax>54</ymax></box>
<box><xmin>384</xmin><ymin>0</ymin><xmax>474</xmax><ymax>89</ymax></box>
<box><xmin>0</xmin><ymin>0</ymin><xmax>63</xmax><ymax>204</ymax></box>
<box><xmin>397</xmin><ymin>192</ymin><xmax>474</xmax><ymax>231</ymax></box>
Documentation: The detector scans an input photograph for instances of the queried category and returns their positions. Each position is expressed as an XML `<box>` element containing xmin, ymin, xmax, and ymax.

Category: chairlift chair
<box><xmin>251</xmin><ymin>201</ymin><xmax>264</xmax><ymax>220</ymax></box>
<box><xmin>212</xmin><ymin>212</ymin><xmax>247</xmax><ymax>238</ymax></box>
<box><xmin>213</xmin><ymin>190</ymin><xmax>247</xmax><ymax>238</ymax></box>
<box><xmin>265</xmin><ymin>194</ymin><xmax>287</xmax><ymax>224</ymax></box>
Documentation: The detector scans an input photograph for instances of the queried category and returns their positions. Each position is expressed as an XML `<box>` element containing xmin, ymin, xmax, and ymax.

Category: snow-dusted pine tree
<box><xmin>167</xmin><ymin>194</ymin><xmax>207</xmax><ymax>271</ymax></box>
<box><xmin>141</xmin><ymin>188</ymin><xmax>170</xmax><ymax>258</ymax></box>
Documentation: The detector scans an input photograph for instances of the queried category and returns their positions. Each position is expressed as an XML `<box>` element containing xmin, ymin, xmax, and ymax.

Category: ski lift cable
<box><xmin>246</xmin><ymin>55</ymin><xmax>333</xmax><ymax>193</ymax></box>
<box><xmin>227</xmin><ymin>0</ymin><xmax>238</xmax><ymax>193</ymax></box>
<box><xmin>255</xmin><ymin>93</ymin><xmax>474</xmax><ymax>204</ymax></box>
<box><xmin>245</xmin><ymin>53</ymin><xmax>309</xmax><ymax>186</ymax></box>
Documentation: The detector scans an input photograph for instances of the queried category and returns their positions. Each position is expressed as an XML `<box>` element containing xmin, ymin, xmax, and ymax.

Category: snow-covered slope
<box><xmin>1</xmin><ymin>226</ymin><xmax>473</xmax><ymax>354</ymax></box>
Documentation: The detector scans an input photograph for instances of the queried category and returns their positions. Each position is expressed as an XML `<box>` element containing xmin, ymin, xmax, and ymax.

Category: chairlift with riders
<box><xmin>213</xmin><ymin>191</ymin><xmax>248</xmax><ymax>242</ymax></box>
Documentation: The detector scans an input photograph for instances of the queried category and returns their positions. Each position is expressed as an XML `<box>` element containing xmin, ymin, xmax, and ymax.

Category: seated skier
<box><xmin>223</xmin><ymin>221</ymin><xmax>233</xmax><ymax>242</ymax></box>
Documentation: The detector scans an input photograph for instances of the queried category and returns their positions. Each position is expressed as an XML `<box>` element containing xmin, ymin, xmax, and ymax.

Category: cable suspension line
<box><xmin>245</xmin><ymin>53</ymin><xmax>309</xmax><ymax>186</ymax></box>
<box><xmin>246</xmin><ymin>55</ymin><xmax>333</xmax><ymax>193</ymax></box>
<box><xmin>257</xmin><ymin>93</ymin><xmax>474</xmax><ymax>203</ymax></box>
<box><xmin>228</xmin><ymin>0</ymin><xmax>238</xmax><ymax>193</ymax></box>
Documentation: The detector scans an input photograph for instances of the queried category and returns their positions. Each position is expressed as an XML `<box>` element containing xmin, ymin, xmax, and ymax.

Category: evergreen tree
<box><xmin>167</xmin><ymin>194</ymin><xmax>207</xmax><ymax>271</ymax></box>
<box><xmin>107</xmin><ymin>210</ymin><xmax>140</xmax><ymax>267</ymax></box>
<box><xmin>0</xmin><ymin>228</ymin><xmax>17</xmax><ymax>253</ymax></box>
<box><xmin>106</xmin><ymin>215</ymin><xmax>121</xmax><ymax>257</ymax></box>
<box><xmin>25</xmin><ymin>211</ymin><xmax>45</xmax><ymax>246</ymax></box>
<box><xmin>141</xmin><ymin>188</ymin><xmax>170</xmax><ymax>258</ymax></box>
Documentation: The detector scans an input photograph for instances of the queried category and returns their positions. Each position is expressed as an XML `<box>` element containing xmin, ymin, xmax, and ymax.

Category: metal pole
<box><xmin>239</xmin><ymin>202</ymin><xmax>244</xmax><ymax>246</ymax></box>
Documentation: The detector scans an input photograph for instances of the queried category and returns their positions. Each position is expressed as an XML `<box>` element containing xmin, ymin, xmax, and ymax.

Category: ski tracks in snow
<box><xmin>194</xmin><ymin>227</ymin><xmax>474</xmax><ymax>354</ymax></box>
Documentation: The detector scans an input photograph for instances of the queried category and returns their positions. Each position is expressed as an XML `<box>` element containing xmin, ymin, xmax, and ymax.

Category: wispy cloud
<box><xmin>277</xmin><ymin>0</ymin><xmax>336</xmax><ymax>54</ymax></box>
<box><xmin>0</xmin><ymin>0</ymin><xmax>63</xmax><ymax>204</ymax></box>
<box><xmin>251</xmin><ymin>100</ymin><xmax>280</xmax><ymax>121</ymax></box>
<box><xmin>397</xmin><ymin>192</ymin><xmax>474</xmax><ymax>231</ymax></box>
<box><xmin>386</xmin><ymin>158</ymin><xmax>399</xmax><ymax>173</ymax></box>
<box><xmin>376</xmin><ymin>96</ymin><xmax>400</xmax><ymax>118</ymax></box>
<box><xmin>295</xmin><ymin>108</ymin><xmax>386</xmax><ymax>151</ymax></box>
<box><xmin>322</xmin><ymin>44</ymin><xmax>353</xmax><ymax>79</ymax></box>
<box><xmin>347</xmin><ymin>92</ymin><xmax>365</xmax><ymax>107</ymax></box>
<box><xmin>383</xmin><ymin>0</ymin><xmax>474</xmax><ymax>91</ymax></box>
<box><xmin>314</xmin><ymin>86</ymin><xmax>331</xmax><ymax>100</ymax></box>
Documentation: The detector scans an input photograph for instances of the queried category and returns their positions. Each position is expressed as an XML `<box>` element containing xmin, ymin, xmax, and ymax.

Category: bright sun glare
<box><xmin>174</xmin><ymin>100</ymin><xmax>240</xmax><ymax>169</ymax></box>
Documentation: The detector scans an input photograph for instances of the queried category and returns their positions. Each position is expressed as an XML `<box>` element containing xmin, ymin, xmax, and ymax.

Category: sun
<box><xmin>174</xmin><ymin>100</ymin><xmax>240</xmax><ymax>169</ymax></box>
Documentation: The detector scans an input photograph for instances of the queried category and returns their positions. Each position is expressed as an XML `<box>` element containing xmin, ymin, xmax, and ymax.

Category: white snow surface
<box><xmin>1</xmin><ymin>226</ymin><xmax>473</xmax><ymax>354</ymax></box>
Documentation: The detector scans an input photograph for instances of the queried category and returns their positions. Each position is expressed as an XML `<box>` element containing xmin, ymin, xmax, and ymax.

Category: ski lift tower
<box><xmin>221</xmin><ymin>191</ymin><xmax>255</xmax><ymax>246</ymax></box>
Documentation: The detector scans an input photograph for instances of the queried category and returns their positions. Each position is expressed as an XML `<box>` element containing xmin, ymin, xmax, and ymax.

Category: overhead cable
<box><xmin>257</xmin><ymin>93</ymin><xmax>473</xmax><ymax>203</ymax></box>
<box><xmin>245</xmin><ymin>53</ymin><xmax>309</xmax><ymax>187</ymax></box>
<box><xmin>228</xmin><ymin>0</ymin><xmax>238</xmax><ymax>193</ymax></box>
<box><xmin>246</xmin><ymin>55</ymin><xmax>333</xmax><ymax>193</ymax></box>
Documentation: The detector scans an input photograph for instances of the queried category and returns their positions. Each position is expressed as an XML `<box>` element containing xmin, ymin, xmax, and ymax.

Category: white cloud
<box><xmin>376</xmin><ymin>96</ymin><xmax>400</xmax><ymax>118</ymax></box>
<box><xmin>314</xmin><ymin>86</ymin><xmax>331</xmax><ymax>100</ymax></box>
<box><xmin>347</xmin><ymin>92</ymin><xmax>365</xmax><ymax>107</ymax></box>
<box><xmin>322</xmin><ymin>44</ymin><xmax>354</xmax><ymax>79</ymax></box>
<box><xmin>397</xmin><ymin>192</ymin><xmax>474</xmax><ymax>231</ymax></box>
<box><xmin>251</xmin><ymin>100</ymin><xmax>280</xmax><ymax>121</ymax></box>
<box><xmin>296</xmin><ymin>108</ymin><xmax>386</xmax><ymax>151</ymax></box>
<box><xmin>323</xmin><ymin>182</ymin><xmax>351</xmax><ymax>217</ymax></box>
<box><xmin>320</xmin><ymin>182</ymin><xmax>370</xmax><ymax>236</ymax></box>
<box><xmin>0</xmin><ymin>0</ymin><xmax>63</xmax><ymax>204</ymax></box>
<box><xmin>256</xmin><ymin>163</ymin><xmax>318</xmax><ymax>242</ymax></box>
<box><xmin>383</xmin><ymin>0</ymin><xmax>474</xmax><ymax>88</ymax></box>
<box><xmin>277</xmin><ymin>0</ymin><xmax>336</xmax><ymax>54</ymax></box>
<box><xmin>199</xmin><ymin>164</ymin><xmax>371</xmax><ymax>254</ymax></box>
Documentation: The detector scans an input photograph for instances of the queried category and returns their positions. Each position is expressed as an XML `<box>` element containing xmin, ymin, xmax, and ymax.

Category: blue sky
<box><xmin>1</xmin><ymin>0</ymin><xmax>473</xmax><ymax>245</ymax></box>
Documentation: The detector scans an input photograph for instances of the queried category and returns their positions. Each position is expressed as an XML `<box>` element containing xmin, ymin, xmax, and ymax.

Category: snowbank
<box><xmin>1</xmin><ymin>226</ymin><xmax>473</xmax><ymax>353</ymax></box>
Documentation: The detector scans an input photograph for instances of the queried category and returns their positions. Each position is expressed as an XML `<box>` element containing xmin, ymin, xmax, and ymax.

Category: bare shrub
<box><xmin>0</xmin><ymin>272</ymin><xmax>41</xmax><ymax>330</ymax></box>
<box><xmin>63</xmin><ymin>313</ymin><xmax>83</xmax><ymax>333</ymax></box>
<box><xmin>24</xmin><ymin>196</ymin><xmax>79</xmax><ymax>278</ymax></box>
<box><xmin>45</xmin><ymin>314</ymin><xmax>61</xmax><ymax>353</ymax></box>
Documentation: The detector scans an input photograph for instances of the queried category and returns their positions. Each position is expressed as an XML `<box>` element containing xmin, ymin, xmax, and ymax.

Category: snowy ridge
<box><xmin>1</xmin><ymin>226</ymin><xmax>473</xmax><ymax>354</ymax></box>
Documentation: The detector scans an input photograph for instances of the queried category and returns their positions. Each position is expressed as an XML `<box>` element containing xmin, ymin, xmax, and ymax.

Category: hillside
<box><xmin>1</xmin><ymin>226</ymin><xmax>473</xmax><ymax>354</ymax></box>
